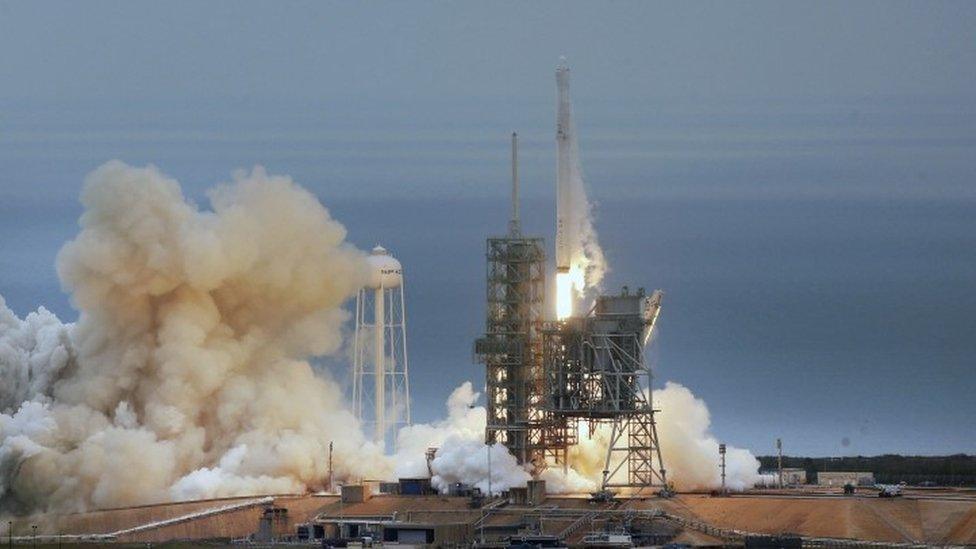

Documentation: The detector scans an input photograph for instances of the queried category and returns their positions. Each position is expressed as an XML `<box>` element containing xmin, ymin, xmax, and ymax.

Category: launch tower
<box><xmin>475</xmin><ymin>133</ymin><xmax>548</xmax><ymax>471</ymax></box>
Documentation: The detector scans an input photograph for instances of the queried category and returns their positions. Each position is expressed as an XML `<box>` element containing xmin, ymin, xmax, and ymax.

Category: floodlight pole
<box><xmin>719</xmin><ymin>443</ymin><xmax>727</xmax><ymax>494</ymax></box>
<box><xmin>328</xmin><ymin>441</ymin><xmax>335</xmax><ymax>493</ymax></box>
<box><xmin>777</xmin><ymin>438</ymin><xmax>783</xmax><ymax>489</ymax></box>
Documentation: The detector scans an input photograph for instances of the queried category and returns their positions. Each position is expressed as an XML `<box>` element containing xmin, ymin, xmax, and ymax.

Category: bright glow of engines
<box><xmin>556</xmin><ymin>266</ymin><xmax>586</xmax><ymax>320</ymax></box>
<box><xmin>556</xmin><ymin>271</ymin><xmax>573</xmax><ymax>320</ymax></box>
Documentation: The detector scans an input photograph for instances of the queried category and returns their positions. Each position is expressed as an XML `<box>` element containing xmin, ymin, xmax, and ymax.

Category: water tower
<box><xmin>353</xmin><ymin>245</ymin><xmax>411</xmax><ymax>448</ymax></box>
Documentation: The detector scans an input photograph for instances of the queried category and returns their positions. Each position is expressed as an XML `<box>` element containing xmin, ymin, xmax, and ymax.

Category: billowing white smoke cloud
<box><xmin>169</xmin><ymin>445</ymin><xmax>303</xmax><ymax>501</ymax></box>
<box><xmin>655</xmin><ymin>382</ymin><xmax>760</xmax><ymax>490</ymax></box>
<box><xmin>0</xmin><ymin>161</ymin><xmax>384</xmax><ymax>512</ymax></box>
<box><xmin>0</xmin><ymin>299</ymin><xmax>73</xmax><ymax>413</ymax></box>
<box><xmin>391</xmin><ymin>383</ymin><xmax>530</xmax><ymax>495</ymax></box>
<box><xmin>390</xmin><ymin>381</ymin><xmax>760</xmax><ymax>495</ymax></box>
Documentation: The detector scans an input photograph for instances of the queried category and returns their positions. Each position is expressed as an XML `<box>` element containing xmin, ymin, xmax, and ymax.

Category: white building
<box><xmin>757</xmin><ymin>467</ymin><xmax>807</xmax><ymax>486</ymax></box>
<box><xmin>818</xmin><ymin>471</ymin><xmax>875</xmax><ymax>487</ymax></box>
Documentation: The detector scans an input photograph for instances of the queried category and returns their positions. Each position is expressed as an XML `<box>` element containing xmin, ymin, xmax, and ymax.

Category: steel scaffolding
<box><xmin>542</xmin><ymin>288</ymin><xmax>668</xmax><ymax>490</ymax></box>
<box><xmin>474</xmin><ymin>236</ymin><xmax>546</xmax><ymax>470</ymax></box>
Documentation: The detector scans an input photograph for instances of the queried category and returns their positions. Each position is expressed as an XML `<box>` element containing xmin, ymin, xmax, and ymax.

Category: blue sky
<box><xmin>1</xmin><ymin>1</ymin><xmax>974</xmax><ymax>456</ymax></box>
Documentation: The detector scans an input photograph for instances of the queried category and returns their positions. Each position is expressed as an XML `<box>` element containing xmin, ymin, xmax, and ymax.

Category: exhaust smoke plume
<box><xmin>0</xmin><ymin>161</ymin><xmax>382</xmax><ymax>512</ymax></box>
<box><xmin>1</xmin><ymin>161</ymin><xmax>761</xmax><ymax>517</ymax></box>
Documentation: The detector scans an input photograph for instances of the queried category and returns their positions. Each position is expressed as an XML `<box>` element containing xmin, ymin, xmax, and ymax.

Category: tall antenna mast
<box><xmin>509</xmin><ymin>131</ymin><xmax>520</xmax><ymax>236</ymax></box>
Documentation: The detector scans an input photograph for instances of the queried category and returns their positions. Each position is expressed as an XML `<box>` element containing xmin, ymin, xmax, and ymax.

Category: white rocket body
<box><xmin>555</xmin><ymin>61</ymin><xmax>574</xmax><ymax>274</ymax></box>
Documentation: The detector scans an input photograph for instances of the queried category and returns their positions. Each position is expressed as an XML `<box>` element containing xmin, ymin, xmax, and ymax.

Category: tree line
<box><xmin>756</xmin><ymin>454</ymin><xmax>976</xmax><ymax>486</ymax></box>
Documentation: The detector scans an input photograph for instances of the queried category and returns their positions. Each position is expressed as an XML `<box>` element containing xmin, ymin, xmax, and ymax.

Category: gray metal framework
<box><xmin>542</xmin><ymin>288</ymin><xmax>668</xmax><ymax>490</ymax></box>
<box><xmin>474</xmin><ymin>236</ymin><xmax>546</xmax><ymax>470</ymax></box>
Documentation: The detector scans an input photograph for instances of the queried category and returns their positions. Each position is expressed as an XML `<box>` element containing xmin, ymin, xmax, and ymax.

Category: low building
<box><xmin>527</xmin><ymin>480</ymin><xmax>547</xmax><ymax>505</ymax></box>
<box><xmin>818</xmin><ymin>471</ymin><xmax>875</xmax><ymax>487</ymax></box>
<box><xmin>381</xmin><ymin>521</ymin><xmax>472</xmax><ymax>546</ymax></box>
<box><xmin>509</xmin><ymin>481</ymin><xmax>548</xmax><ymax>506</ymax></box>
<box><xmin>399</xmin><ymin>477</ymin><xmax>434</xmax><ymax>495</ymax></box>
<box><xmin>757</xmin><ymin>468</ymin><xmax>807</xmax><ymax>487</ymax></box>
<box><xmin>341</xmin><ymin>484</ymin><xmax>372</xmax><ymax>503</ymax></box>
<box><xmin>255</xmin><ymin>506</ymin><xmax>290</xmax><ymax>542</ymax></box>
<box><xmin>782</xmin><ymin>468</ymin><xmax>807</xmax><ymax>485</ymax></box>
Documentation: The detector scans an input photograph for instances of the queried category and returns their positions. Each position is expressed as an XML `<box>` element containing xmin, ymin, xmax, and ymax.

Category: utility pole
<box><xmin>719</xmin><ymin>444</ymin><xmax>727</xmax><ymax>495</ymax></box>
<box><xmin>338</xmin><ymin>484</ymin><xmax>344</xmax><ymax>540</ymax></box>
<box><xmin>328</xmin><ymin>441</ymin><xmax>334</xmax><ymax>493</ymax></box>
<box><xmin>777</xmin><ymin>438</ymin><xmax>783</xmax><ymax>489</ymax></box>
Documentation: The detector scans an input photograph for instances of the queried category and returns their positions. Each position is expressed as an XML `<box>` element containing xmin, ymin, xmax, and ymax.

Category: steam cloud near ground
<box><xmin>0</xmin><ymin>162</ymin><xmax>759</xmax><ymax>515</ymax></box>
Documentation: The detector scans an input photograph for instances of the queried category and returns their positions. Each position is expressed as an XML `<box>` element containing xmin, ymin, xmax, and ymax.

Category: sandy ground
<box><xmin>5</xmin><ymin>489</ymin><xmax>976</xmax><ymax>545</ymax></box>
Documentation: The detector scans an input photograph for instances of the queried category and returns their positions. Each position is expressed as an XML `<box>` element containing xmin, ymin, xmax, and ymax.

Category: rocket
<box><xmin>555</xmin><ymin>59</ymin><xmax>572</xmax><ymax>276</ymax></box>
<box><xmin>554</xmin><ymin>58</ymin><xmax>577</xmax><ymax>320</ymax></box>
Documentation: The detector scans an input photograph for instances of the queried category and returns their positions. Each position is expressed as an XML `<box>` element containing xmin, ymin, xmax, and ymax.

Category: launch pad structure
<box><xmin>475</xmin><ymin>131</ymin><xmax>668</xmax><ymax>491</ymax></box>
<box><xmin>541</xmin><ymin>289</ymin><xmax>668</xmax><ymax>489</ymax></box>
<box><xmin>474</xmin><ymin>133</ymin><xmax>549</xmax><ymax>470</ymax></box>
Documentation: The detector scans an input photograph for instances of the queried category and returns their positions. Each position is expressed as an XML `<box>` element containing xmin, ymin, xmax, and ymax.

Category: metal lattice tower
<box><xmin>475</xmin><ymin>133</ymin><xmax>548</xmax><ymax>471</ymax></box>
<box><xmin>542</xmin><ymin>288</ymin><xmax>668</xmax><ymax>490</ymax></box>
<box><xmin>353</xmin><ymin>245</ymin><xmax>411</xmax><ymax>450</ymax></box>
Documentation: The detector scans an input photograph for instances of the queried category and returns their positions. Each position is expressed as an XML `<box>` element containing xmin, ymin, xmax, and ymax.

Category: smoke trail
<box><xmin>0</xmin><ymin>161</ymin><xmax>384</xmax><ymax>512</ymax></box>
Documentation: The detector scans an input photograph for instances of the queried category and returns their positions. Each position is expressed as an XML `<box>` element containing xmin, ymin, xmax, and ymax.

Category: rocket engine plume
<box><xmin>555</xmin><ymin>58</ymin><xmax>606</xmax><ymax>320</ymax></box>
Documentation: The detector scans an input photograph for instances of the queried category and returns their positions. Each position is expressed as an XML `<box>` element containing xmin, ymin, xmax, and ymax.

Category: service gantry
<box><xmin>474</xmin><ymin>133</ymin><xmax>548</xmax><ymax>471</ymax></box>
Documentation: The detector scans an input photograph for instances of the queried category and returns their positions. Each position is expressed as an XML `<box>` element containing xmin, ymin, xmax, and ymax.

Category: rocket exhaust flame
<box><xmin>556</xmin><ymin>269</ymin><xmax>573</xmax><ymax>320</ymax></box>
<box><xmin>556</xmin><ymin>266</ymin><xmax>586</xmax><ymax>320</ymax></box>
